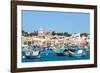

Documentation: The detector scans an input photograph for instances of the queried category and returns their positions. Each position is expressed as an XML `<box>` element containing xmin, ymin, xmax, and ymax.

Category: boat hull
<box><xmin>56</xmin><ymin>53</ymin><xmax>65</xmax><ymax>56</ymax></box>
<box><xmin>26</xmin><ymin>55</ymin><xmax>40</xmax><ymax>59</ymax></box>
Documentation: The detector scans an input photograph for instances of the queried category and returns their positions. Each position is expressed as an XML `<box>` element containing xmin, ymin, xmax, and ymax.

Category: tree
<box><xmin>52</xmin><ymin>31</ymin><xmax>55</xmax><ymax>35</ymax></box>
<box><xmin>80</xmin><ymin>33</ymin><xmax>88</xmax><ymax>37</ymax></box>
<box><xmin>63</xmin><ymin>32</ymin><xmax>71</xmax><ymax>36</ymax></box>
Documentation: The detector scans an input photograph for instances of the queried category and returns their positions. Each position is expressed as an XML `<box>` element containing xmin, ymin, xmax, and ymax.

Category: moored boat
<box><xmin>53</xmin><ymin>46</ymin><xmax>69</xmax><ymax>56</ymax></box>
<box><xmin>25</xmin><ymin>50</ymin><xmax>40</xmax><ymax>58</ymax></box>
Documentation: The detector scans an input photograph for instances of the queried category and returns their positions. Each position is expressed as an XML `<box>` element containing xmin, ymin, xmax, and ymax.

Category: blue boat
<box><xmin>68</xmin><ymin>47</ymin><xmax>86</xmax><ymax>57</ymax></box>
<box><xmin>52</xmin><ymin>46</ymin><xmax>86</xmax><ymax>57</ymax></box>
<box><xmin>53</xmin><ymin>46</ymin><xmax>69</xmax><ymax>56</ymax></box>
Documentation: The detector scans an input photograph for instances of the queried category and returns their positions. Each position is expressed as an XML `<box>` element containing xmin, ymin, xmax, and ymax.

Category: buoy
<box><xmin>22</xmin><ymin>56</ymin><xmax>25</xmax><ymax>59</ymax></box>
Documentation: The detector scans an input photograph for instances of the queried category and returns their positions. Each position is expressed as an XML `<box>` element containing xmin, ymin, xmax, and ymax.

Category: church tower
<box><xmin>38</xmin><ymin>27</ymin><xmax>45</xmax><ymax>36</ymax></box>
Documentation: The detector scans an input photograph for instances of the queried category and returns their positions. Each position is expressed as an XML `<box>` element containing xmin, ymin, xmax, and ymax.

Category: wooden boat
<box><xmin>26</xmin><ymin>55</ymin><xmax>40</xmax><ymax>59</ymax></box>
<box><xmin>25</xmin><ymin>50</ymin><xmax>40</xmax><ymax>59</ymax></box>
<box><xmin>53</xmin><ymin>47</ymin><xmax>69</xmax><ymax>56</ymax></box>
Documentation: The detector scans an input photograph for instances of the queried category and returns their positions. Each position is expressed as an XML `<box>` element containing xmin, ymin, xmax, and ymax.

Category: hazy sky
<box><xmin>22</xmin><ymin>10</ymin><xmax>90</xmax><ymax>33</ymax></box>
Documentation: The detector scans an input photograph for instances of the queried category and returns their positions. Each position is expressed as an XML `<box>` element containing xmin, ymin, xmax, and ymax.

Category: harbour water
<box><xmin>22</xmin><ymin>48</ymin><xmax>90</xmax><ymax>62</ymax></box>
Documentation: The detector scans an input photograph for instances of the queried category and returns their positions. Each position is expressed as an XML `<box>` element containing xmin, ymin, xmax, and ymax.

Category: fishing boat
<box><xmin>25</xmin><ymin>49</ymin><xmax>40</xmax><ymax>58</ymax></box>
<box><xmin>53</xmin><ymin>46</ymin><xmax>69</xmax><ymax>56</ymax></box>
<box><xmin>68</xmin><ymin>46</ymin><xmax>85</xmax><ymax>57</ymax></box>
<box><xmin>52</xmin><ymin>45</ymin><xmax>85</xmax><ymax>57</ymax></box>
<box><xmin>24</xmin><ymin>45</ymin><xmax>41</xmax><ymax>59</ymax></box>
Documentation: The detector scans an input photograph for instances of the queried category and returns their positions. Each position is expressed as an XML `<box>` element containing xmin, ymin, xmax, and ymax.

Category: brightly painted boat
<box><xmin>52</xmin><ymin>46</ymin><xmax>85</xmax><ymax>57</ymax></box>
<box><xmin>22</xmin><ymin>45</ymin><xmax>41</xmax><ymax>59</ymax></box>
<box><xmin>53</xmin><ymin>46</ymin><xmax>69</xmax><ymax>56</ymax></box>
<box><xmin>68</xmin><ymin>47</ymin><xmax>86</xmax><ymax>57</ymax></box>
<box><xmin>25</xmin><ymin>50</ymin><xmax>40</xmax><ymax>58</ymax></box>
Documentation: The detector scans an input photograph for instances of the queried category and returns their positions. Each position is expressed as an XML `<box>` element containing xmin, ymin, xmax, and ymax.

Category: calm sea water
<box><xmin>22</xmin><ymin>50</ymin><xmax>90</xmax><ymax>62</ymax></box>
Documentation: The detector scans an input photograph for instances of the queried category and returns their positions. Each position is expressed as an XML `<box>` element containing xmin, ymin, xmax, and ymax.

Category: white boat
<box><xmin>26</xmin><ymin>50</ymin><xmax>40</xmax><ymax>58</ymax></box>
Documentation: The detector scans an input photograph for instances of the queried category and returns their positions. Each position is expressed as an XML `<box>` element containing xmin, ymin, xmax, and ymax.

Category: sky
<box><xmin>22</xmin><ymin>10</ymin><xmax>90</xmax><ymax>34</ymax></box>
